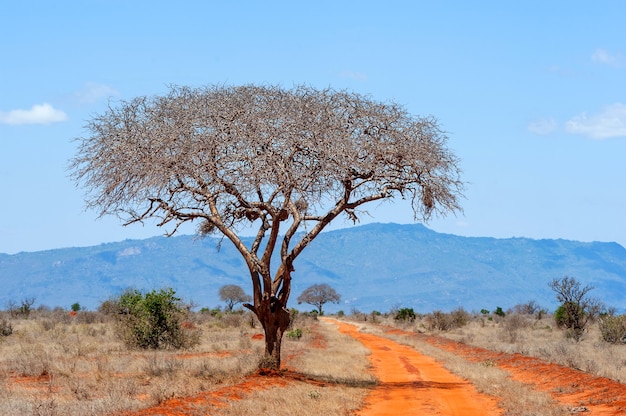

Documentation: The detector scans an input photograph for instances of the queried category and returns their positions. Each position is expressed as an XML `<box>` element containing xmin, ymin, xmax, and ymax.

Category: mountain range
<box><xmin>2</xmin><ymin>223</ymin><xmax>625</xmax><ymax>313</ymax></box>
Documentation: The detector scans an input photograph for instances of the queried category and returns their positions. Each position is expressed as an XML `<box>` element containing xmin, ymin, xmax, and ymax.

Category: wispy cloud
<box><xmin>0</xmin><ymin>103</ymin><xmax>68</xmax><ymax>125</ymax></box>
<box><xmin>528</xmin><ymin>118</ymin><xmax>558</xmax><ymax>136</ymax></box>
<box><xmin>565</xmin><ymin>103</ymin><xmax>626</xmax><ymax>139</ymax></box>
<box><xmin>338</xmin><ymin>70</ymin><xmax>368</xmax><ymax>81</ymax></box>
<box><xmin>591</xmin><ymin>48</ymin><xmax>625</xmax><ymax>68</ymax></box>
<box><xmin>74</xmin><ymin>82</ymin><xmax>120</xmax><ymax>103</ymax></box>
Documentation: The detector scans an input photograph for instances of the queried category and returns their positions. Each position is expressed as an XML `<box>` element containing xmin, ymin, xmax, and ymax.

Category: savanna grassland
<box><xmin>1</xmin><ymin>306</ymin><xmax>626</xmax><ymax>415</ymax></box>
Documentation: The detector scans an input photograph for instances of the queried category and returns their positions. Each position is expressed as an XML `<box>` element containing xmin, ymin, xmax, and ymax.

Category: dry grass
<box><xmin>427</xmin><ymin>314</ymin><xmax>626</xmax><ymax>383</ymax></box>
<box><xmin>3</xmin><ymin>307</ymin><xmax>625</xmax><ymax>416</ymax></box>
<box><xmin>0</xmin><ymin>311</ymin><xmax>373</xmax><ymax>416</ymax></box>
<box><xmin>289</xmin><ymin>319</ymin><xmax>376</xmax><ymax>385</ymax></box>
<box><xmin>213</xmin><ymin>382</ymin><xmax>366</xmax><ymax>416</ymax></box>
<box><xmin>211</xmin><ymin>318</ymin><xmax>375</xmax><ymax>416</ymax></box>
<box><xmin>0</xmin><ymin>311</ymin><xmax>261</xmax><ymax>416</ymax></box>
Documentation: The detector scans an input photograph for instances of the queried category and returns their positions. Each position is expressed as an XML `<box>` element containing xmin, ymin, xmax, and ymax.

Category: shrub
<box><xmin>450</xmin><ymin>307</ymin><xmax>470</xmax><ymax>327</ymax></box>
<box><xmin>395</xmin><ymin>307</ymin><xmax>416</xmax><ymax>322</ymax></box>
<box><xmin>0</xmin><ymin>319</ymin><xmax>13</xmax><ymax>337</ymax></box>
<box><xmin>425</xmin><ymin>309</ymin><xmax>469</xmax><ymax>332</ymax></box>
<box><xmin>550</xmin><ymin>276</ymin><xmax>604</xmax><ymax>341</ymax></box>
<box><xmin>499</xmin><ymin>313</ymin><xmax>530</xmax><ymax>343</ymax></box>
<box><xmin>494</xmin><ymin>306</ymin><xmax>506</xmax><ymax>317</ymax></box>
<box><xmin>286</xmin><ymin>328</ymin><xmax>303</xmax><ymax>340</ymax></box>
<box><xmin>599</xmin><ymin>314</ymin><xmax>626</xmax><ymax>344</ymax></box>
<box><xmin>110</xmin><ymin>288</ymin><xmax>200</xmax><ymax>350</ymax></box>
<box><xmin>426</xmin><ymin>310</ymin><xmax>452</xmax><ymax>331</ymax></box>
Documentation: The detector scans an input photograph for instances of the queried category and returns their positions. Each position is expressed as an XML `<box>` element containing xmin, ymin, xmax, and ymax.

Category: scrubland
<box><xmin>0</xmin><ymin>309</ymin><xmax>372</xmax><ymax>416</ymax></box>
<box><xmin>0</xmin><ymin>310</ymin><xmax>260</xmax><ymax>415</ymax></box>
<box><xmin>1</xmin><ymin>307</ymin><xmax>625</xmax><ymax>415</ymax></box>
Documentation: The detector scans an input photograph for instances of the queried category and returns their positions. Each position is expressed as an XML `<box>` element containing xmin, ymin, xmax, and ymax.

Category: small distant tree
<box><xmin>297</xmin><ymin>284</ymin><xmax>341</xmax><ymax>315</ymax></box>
<box><xmin>550</xmin><ymin>276</ymin><xmax>603</xmax><ymax>341</ymax></box>
<box><xmin>511</xmin><ymin>300</ymin><xmax>540</xmax><ymax>315</ymax></box>
<box><xmin>7</xmin><ymin>298</ymin><xmax>36</xmax><ymax>319</ymax></box>
<box><xmin>71</xmin><ymin>303</ymin><xmax>81</xmax><ymax>312</ymax></box>
<box><xmin>219</xmin><ymin>284</ymin><xmax>252</xmax><ymax>312</ymax></box>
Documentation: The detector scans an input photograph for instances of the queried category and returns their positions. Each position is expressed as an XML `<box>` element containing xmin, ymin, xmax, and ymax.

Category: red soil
<box><xmin>329</xmin><ymin>319</ymin><xmax>502</xmax><ymax>415</ymax></box>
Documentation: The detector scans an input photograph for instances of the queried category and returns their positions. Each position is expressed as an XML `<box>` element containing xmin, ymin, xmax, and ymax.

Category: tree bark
<box><xmin>244</xmin><ymin>265</ymin><xmax>292</xmax><ymax>370</ymax></box>
<box><xmin>257</xmin><ymin>299</ymin><xmax>291</xmax><ymax>370</ymax></box>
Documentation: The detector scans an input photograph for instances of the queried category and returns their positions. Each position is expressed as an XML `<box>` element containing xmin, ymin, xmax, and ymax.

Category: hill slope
<box><xmin>1</xmin><ymin>223</ymin><xmax>625</xmax><ymax>313</ymax></box>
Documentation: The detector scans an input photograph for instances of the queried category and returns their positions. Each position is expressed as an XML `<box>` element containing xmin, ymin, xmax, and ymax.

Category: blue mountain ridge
<box><xmin>1</xmin><ymin>223</ymin><xmax>625</xmax><ymax>313</ymax></box>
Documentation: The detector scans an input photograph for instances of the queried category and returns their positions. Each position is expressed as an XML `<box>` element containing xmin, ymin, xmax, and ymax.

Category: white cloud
<box><xmin>0</xmin><ymin>103</ymin><xmax>68</xmax><ymax>125</ymax></box>
<box><xmin>528</xmin><ymin>118</ymin><xmax>558</xmax><ymax>135</ymax></box>
<box><xmin>74</xmin><ymin>82</ymin><xmax>119</xmax><ymax>103</ymax></box>
<box><xmin>565</xmin><ymin>103</ymin><xmax>626</xmax><ymax>139</ymax></box>
<box><xmin>591</xmin><ymin>48</ymin><xmax>625</xmax><ymax>68</ymax></box>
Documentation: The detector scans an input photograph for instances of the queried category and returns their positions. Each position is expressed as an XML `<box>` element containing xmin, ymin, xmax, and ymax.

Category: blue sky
<box><xmin>1</xmin><ymin>1</ymin><xmax>625</xmax><ymax>254</ymax></box>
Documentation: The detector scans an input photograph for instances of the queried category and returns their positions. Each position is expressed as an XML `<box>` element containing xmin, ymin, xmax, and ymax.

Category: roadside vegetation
<box><xmin>0</xmin><ymin>296</ymin><xmax>372</xmax><ymax>416</ymax></box>
<box><xmin>1</xmin><ymin>277</ymin><xmax>625</xmax><ymax>415</ymax></box>
<box><xmin>362</xmin><ymin>302</ymin><xmax>626</xmax><ymax>384</ymax></box>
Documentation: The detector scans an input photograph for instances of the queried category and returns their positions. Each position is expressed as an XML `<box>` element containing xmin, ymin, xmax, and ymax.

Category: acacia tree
<box><xmin>219</xmin><ymin>284</ymin><xmax>252</xmax><ymax>312</ymax></box>
<box><xmin>70</xmin><ymin>84</ymin><xmax>463</xmax><ymax>369</ymax></box>
<box><xmin>297</xmin><ymin>283</ymin><xmax>341</xmax><ymax>315</ymax></box>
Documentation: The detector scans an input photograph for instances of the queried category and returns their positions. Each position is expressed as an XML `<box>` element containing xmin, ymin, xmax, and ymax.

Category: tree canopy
<box><xmin>70</xmin><ymin>84</ymin><xmax>464</xmax><ymax>368</ymax></box>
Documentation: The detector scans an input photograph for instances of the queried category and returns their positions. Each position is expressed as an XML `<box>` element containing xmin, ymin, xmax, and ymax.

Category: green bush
<box><xmin>110</xmin><ymin>288</ymin><xmax>199</xmax><ymax>350</ymax></box>
<box><xmin>494</xmin><ymin>306</ymin><xmax>506</xmax><ymax>317</ymax></box>
<box><xmin>286</xmin><ymin>328</ymin><xmax>303</xmax><ymax>340</ymax></box>
<box><xmin>395</xmin><ymin>307</ymin><xmax>416</xmax><ymax>322</ymax></box>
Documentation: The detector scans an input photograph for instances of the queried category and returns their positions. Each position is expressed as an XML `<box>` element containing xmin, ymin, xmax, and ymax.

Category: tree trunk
<box><xmin>255</xmin><ymin>297</ymin><xmax>291</xmax><ymax>370</ymax></box>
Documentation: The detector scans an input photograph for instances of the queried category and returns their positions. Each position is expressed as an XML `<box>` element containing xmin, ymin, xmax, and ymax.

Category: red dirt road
<box><xmin>326</xmin><ymin>319</ymin><xmax>502</xmax><ymax>416</ymax></box>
